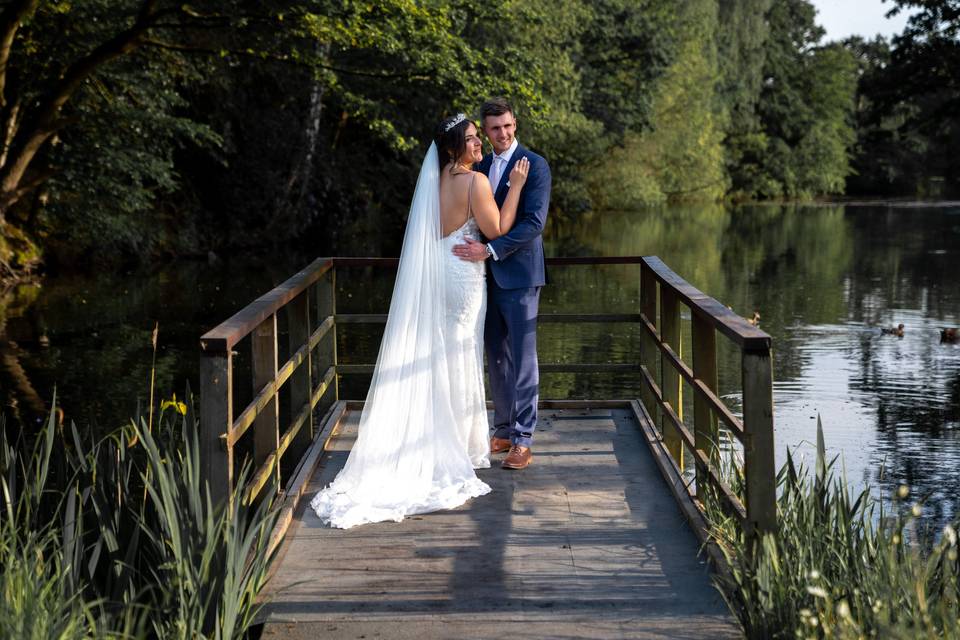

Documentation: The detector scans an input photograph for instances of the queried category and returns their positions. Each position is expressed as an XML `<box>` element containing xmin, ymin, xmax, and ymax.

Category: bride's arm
<box><xmin>471</xmin><ymin>158</ymin><xmax>530</xmax><ymax>239</ymax></box>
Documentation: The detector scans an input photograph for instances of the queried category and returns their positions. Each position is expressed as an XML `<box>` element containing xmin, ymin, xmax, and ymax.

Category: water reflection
<box><xmin>0</xmin><ymin>259</ymin><xmax>307</xmax><ymax>432</ymax></box>
<box><xmin>2</xmin><ymin>203</ymin><xmax>959</xmax><ymax>526</ymax></box>
<box><xmin>547</xmin><ymin>203</ymin><xmax>960</xmax><ymax>526</ymax></box>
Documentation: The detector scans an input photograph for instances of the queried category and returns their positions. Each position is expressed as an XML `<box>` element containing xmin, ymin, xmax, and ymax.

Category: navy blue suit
<box><xmin>477</xmin><ymin>144</ymin><xmax>551</xmax><ymax>447</ymax></box>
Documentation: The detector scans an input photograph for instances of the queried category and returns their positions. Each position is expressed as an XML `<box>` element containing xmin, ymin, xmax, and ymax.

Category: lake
<box><xmin>2</xmin><ymin>202</ymin><xmax>959</xmax><ymax>526</ymax></box>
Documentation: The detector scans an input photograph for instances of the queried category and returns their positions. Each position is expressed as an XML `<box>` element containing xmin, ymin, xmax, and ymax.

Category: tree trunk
<box><xmin>0</xmin><ymin>0</ymin><xmax>40</xmax><ymax>109</ymax></box>
<box><xmin>295</xmin><ymin>78</ymin><xmax>326</xmax><ymax>210</ymax></box>
<box><xmin>271</xmin><ymin>44</ymin><xmax>329</xmax><ymax>229</ymax></box>
<box><xmin>0</xmin><ymin>0</ymin><xmax>161</xmax><ymax>216</ymax></box>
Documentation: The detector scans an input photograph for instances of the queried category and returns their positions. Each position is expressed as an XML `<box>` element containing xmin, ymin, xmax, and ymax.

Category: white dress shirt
<box><xmin>486</xmin><ymin>139</ymin><xmax>520</xmax><ymax>261</ymax></box>
<box><xmin>488</xmin><ymin>138</ymin><xmax>519</xmax><ymax>193</ymax></box>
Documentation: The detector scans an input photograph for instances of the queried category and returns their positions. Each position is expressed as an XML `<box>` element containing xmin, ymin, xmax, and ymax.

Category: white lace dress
<box><xmin>309</xmin><ymin>206</ymin><xmax>491</xmax><ymax>529</ymax></box>
<box><xmin>441</xmin><ymin>216</ymin><xmax>492</xmax><ymax>469</ymax></box>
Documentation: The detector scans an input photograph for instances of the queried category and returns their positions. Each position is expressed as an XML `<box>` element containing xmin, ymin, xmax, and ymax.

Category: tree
<box><xmin>0</xmin><ymin>1</ymin><xmax>247</xmax><ymax>276</ymax></box>
<box><xmin>848</xmin><ymin>0</ymin><xmax>960</xmax><ymax>196</ymax></box>
<box><xmin>716</xmin><ymin>0</ymin><xmax>774</xmax><ymax>190</ymax></box>
<box><xmin>586</xmin><ymin>0</ymin><xmax>727</xmax><ymax>206</ymax></box>
<box><xmin>732</xmin><ymin>0</ymin><xmax>857</xmax><ymax>199</ymax></box>
<box><xmin>179</xmin><ymin>0</ymin><xmax>677</xmax><ymax>257</ymax></box>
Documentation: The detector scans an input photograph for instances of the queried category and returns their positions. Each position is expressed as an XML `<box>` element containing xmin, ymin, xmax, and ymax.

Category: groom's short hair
<box><xmin>481</xmin><ymin>97</ymin><xmax>514</xmax><ymax>122</ymax></box>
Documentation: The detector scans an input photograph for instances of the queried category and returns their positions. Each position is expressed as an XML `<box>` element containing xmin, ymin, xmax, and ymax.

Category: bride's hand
<box><xmin>509</xmin><ymin>157</ymin><xmax>530</xmax><ymax>188</ymax></box>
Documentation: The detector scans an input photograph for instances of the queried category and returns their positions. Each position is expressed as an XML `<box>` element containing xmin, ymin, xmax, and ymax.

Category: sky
<box><xmin>809</xmin><ymin>0</ymin><xmax>916</xmax><ymax>42</ymax></box>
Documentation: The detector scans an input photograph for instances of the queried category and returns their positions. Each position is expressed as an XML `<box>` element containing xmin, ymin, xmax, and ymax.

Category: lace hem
<box><xmin>310</xmin><ymin>477</ymin><xmax>492</xmax><ymax>529</ymax></box>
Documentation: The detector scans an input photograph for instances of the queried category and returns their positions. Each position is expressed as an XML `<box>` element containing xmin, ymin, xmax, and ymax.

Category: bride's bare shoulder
<box><xmin>471</xmin><ymin>171</ymin><xmax>492</xmax><ymax>192</ymax></box>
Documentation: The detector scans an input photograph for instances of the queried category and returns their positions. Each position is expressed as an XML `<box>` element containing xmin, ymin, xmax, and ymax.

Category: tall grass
<box><xmin>705</xmin><ymin>419</ymin><xmax>960</xmax><ymax>639</ymax></box>
<box><xmin>0</xmin><ymin>389</ymin><xmax>278</xmax><ymax>639</ymax></box>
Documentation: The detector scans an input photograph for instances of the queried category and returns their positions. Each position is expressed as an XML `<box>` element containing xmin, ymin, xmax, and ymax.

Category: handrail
<box><xmin>641</xmin><ymin>256</ymin><xmax>770</xmax><ymax>352</ymax></box>
<box><xmin>198</xmin><ymin>254</ymin><xmax>776</xmax><ymax>544</ymax></box>
<box><xmin>637</xmin><ymin>256</ymin><xmax>776</xmax><ymax>536</ymax></box>
<box><xmin>332</xmin><ymin>256</ymin><xmax>648</xmax><ymax>267</ymax></box>
<box><xmin>199</xmin><ymin>256</ymin><xmax>647</xmax><ymax>353</ymax></box>
<box><xmin>201</xmin><ymin>258</ymin><xmax>332</xmax><ymax>353</ymax></box>
<box><xmin>199</xmin><ymin>258</ymin><xmax>338</xmax><ymax>509</ymax></box>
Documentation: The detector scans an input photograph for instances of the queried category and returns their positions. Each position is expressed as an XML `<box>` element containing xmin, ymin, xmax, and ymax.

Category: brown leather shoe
<box><xmin>490</xmin><ymin>437</ymin><xmax>512</xmax><ymax>454</ymax></box>
<box><xmin>502</xmin><ymin>445</ymin><xmax>532</xmax><ymax>470</ymax></box>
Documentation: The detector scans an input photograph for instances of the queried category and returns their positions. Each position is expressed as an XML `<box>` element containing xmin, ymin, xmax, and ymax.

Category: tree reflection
<box><xmin>546</xmin><ymin>203</ymin><xmax>960</xmax><ymax>528</ymax></box>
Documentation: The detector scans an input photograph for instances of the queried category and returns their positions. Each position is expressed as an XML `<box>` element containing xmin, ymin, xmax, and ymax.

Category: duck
<box><xmin>747</xmin><ymin>311</ymin><xmax>761</xmax><ymax>327</ymax></box>
<box><xmin>881</xmin><ymin>323</ymin><xmax>905</xmax><ymax>337</ymax></box>
<box><xmin>942</xmin><ymin>328</ymin><xmax>958</xmax><ymax>343</ymax></box>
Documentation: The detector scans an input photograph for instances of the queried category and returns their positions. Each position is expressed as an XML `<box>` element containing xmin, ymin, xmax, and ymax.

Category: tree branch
<box><xmin>0</xmin><ymin>0</ymin><xmax>39</xmax><ymax>109</ymax></box>
<box><xmin>0</xmin><ymin>0</ymin><xmax>167</xmax><ymax>199</ymax></box>
<box><xmin>316</xmin><ymin>62</ymin><xmax>433</xmax><ymax>81</ymax></box>
<box><xmin>0</xmin><ymin>166</ymin><xmax>54</xmax><ymax>211</ymax></box>
<box><xmin>0</xmin><ymin>97</ymin><xmax>21</xmax><ymax>169</ymax></box>
<box><xmin>141</xmin><ymin>38</ymin><xmax>220</xmax><ymax>54</ymax></box>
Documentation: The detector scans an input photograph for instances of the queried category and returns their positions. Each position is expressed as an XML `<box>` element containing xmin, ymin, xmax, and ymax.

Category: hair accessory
<box><xmin>444</xmin><ymin>113</ymin><xmax>467</xmax><ymax>132</ymax></box>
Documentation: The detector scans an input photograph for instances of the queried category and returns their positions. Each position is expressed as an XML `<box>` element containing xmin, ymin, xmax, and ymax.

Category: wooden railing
<box><xmin>198</xmin><ymin>255</ymin><xmax>775</xmax><ymax>544</ymax></box>
<box><xmin>635</xmin><ymin>256</ymin><xmax>776</xmax><ymax>536</ymax></box>
<box><xmin>199</xmin><ymin>258</ymin><xmax>338</xmax><ymax>510</ymax></box>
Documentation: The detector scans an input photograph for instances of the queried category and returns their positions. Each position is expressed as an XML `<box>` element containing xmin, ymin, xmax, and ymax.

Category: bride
<box><xmin>310</xmin><ymin>113</ymin><xmax>530</xmax><ymax>528</ymax></box>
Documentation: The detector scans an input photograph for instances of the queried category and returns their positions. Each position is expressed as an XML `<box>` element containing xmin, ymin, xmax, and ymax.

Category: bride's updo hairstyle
<box><xmin>434</xmin><ymin>113</ymin><xmax>476</xmax><ymax>171</ymax></box>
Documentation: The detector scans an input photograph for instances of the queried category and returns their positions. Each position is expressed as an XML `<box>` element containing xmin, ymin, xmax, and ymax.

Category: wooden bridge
<box><xmin>199</xmin><ymin>257</ymin><xmax>775</xmax><ymax>639</ymax></box>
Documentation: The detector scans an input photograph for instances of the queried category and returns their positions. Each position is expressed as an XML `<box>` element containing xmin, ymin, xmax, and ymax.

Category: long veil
<box><xmin>310</xmin><ymin>143</ymin><xmax>490</xmax><ymax>528</ymax></box>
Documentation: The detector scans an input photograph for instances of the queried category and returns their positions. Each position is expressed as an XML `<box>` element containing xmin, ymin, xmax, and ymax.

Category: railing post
<box><xmin>659</xmin><ymin>288</ymin><xmax>684</xmax><ymax>467</ymax></box>
<box><xmin>252</xmin><ymin>314</ymin><xmax>280</xmax><ymax>492</ymax></box>
<box><xmin>200</xmin><ymin>351</ymin><xmax>233</xmax><ymax>507</ymax></box>
<box><xmin>316</xmin><ymin>265</ymin><xmax>339</xmax><ymax>403</ymax></box>
<box><xmin>742</xmin><ymin>347</ymin><xmax>776</xmax><ymax>536</ymax></box>
<box><xmin>692</xmin><ymin>313</ymin><xmax>719</xmax><ymax>496</ymax></box>
<box><xmin>288</xmin><ymin>291</ymin><xmax>313</xmax><ymax>459</ymax></box>
<box><xmin>639</xmin><ymin>263</ymin><xmax>658</xmax><ymax>420</ymax></box>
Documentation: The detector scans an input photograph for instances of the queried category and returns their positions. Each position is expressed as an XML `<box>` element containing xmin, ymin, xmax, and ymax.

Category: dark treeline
<box><xmin>0</xmin><ymin>0</ymin><xmax>956</xmax><ymax>278</ymax></box>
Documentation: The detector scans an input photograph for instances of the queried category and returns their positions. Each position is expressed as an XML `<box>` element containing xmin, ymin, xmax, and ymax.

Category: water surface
<box><xmin>2</xmin><ymin>203</ymin><xmax>958</xmax><ymax>524</ymax></box>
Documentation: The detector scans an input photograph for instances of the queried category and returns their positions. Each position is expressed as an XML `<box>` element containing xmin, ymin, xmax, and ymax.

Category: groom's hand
<box><xmin>452</xmin><ymin>237</ymin><xmax>489</xmax><ymax>262</ymax></box>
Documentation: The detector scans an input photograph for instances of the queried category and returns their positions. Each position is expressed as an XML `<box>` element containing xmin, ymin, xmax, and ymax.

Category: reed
<box><xmin>704</xmin><ymin>418</ymin><xmax>960</xmax><ymax>639</ymax></box>
<box><xmin>0</xmin><ymin>388</ymin><xmax>278</xmax><ymax>639</ymax></box>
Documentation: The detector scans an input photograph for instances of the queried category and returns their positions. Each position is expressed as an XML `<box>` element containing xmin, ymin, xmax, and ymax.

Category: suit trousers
<box><xmin>485</xmin><ymin>281</ymin><xmax>541</xmax><ymax>448</ymax></box>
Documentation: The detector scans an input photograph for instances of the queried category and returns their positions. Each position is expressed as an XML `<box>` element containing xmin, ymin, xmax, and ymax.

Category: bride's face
<box><xmin>461</xmin><ymin>123</ymin><xmax>483</xmax><ymax>165</ymax></box>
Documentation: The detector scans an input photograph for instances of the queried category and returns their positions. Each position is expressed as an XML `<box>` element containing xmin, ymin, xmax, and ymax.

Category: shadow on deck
<box><xmin>258</xmin><ymin>405</ymin><xmax>741</xmax><ymax>640</ymax></box>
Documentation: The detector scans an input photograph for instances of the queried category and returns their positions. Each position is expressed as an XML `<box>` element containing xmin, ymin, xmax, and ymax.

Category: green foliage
<box><xmin>0</xmin><ymin>531</ymin><xmax>100</xmax><ymax>640</ymax></box>
<box><xmin>706</xmin><ymin>419</ymin><xmax>960</xmax><ymax>639</ymax></box>
<box><xmin>10</xmin><ymin>0</ymin><xmax>951</xmax><ymax>277</ymax></box>
<box><xmin>847</xmin><ymin>0</ymin><xmax>960</xmax><ymax>197</ymax></box>
<box><xmin>716</xmin><ymin>0</ymin><xmax>774</xmax><ymax>176</ymax></box>
<box><xmin>45</xmin><ymin>55</ymin><xmax>220</xmax><ymax>261</ymax></box>
<box><xmin>0</xmin><ymin>395</ymin><xmax>278</xmax><ymax>638</ymax></box>
<box><xmin>177</xmin><ymin>0</ymin><xmax>676</xmax><ymax>254</ymax></box>
<box><xmin>0</xmin><ymin>220</ymin><xmax>42</xmax><ymax>277</ymax></box>
<box><xmin>0</xmin><ymin>1</ymin><xmax>225</xmax><ymax>266</ymax></box>
<box><xmin>731</xmin><ymin>0</ymin><xmax>858</xmax><ymax>199</ymax></box>
<box><xmin>587</xmin><ymin>0</ymin><xmax>728</xmax><ymax>207</ymax></box>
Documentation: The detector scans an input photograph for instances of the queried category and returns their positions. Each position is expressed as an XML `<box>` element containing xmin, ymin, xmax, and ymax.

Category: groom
<box><xmin>452</xmin><ymin>97</ymin><xmax>551</xmax><ymax>470</ymax></box>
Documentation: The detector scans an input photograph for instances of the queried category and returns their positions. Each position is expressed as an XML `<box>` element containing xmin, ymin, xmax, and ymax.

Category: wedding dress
<box><xmin>310</xmin><ymin>143</ymin><xmax>491</xmax><ymax>529</ymax></box>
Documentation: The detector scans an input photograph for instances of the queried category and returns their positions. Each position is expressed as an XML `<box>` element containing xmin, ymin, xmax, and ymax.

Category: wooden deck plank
<box><xmin>259</xmin><ymin>407</ymin><xmax>741</xmax><ymax>639</ymax></box>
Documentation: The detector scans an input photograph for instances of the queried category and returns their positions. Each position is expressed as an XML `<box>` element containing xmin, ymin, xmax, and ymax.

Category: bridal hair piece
<box><xmin>435</xmin><ymin>114</ymin><xmax>476</xmax><ymax>170</ymax></box>
<box><xmin>443</xmin><ymin>113</ymin><xmax>467</xmax><ymax>131</ymax></box>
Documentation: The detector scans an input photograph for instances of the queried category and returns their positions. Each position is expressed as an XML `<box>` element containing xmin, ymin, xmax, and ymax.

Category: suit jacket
<box><xmin>476</xmin><ymin>144</ymin><xmax>551</xmax><ymax>289</ymax></box>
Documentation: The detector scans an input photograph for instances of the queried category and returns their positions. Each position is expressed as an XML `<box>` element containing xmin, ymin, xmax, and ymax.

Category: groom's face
<box><xmin>482</xmin><ymin>112</ymin><xmax>516</xmax><ymax>155</ymax></box>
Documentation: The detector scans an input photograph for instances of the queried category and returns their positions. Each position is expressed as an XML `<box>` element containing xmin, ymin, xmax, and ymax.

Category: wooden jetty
<box><xmin>199</xmin><ymin>256</ymin><xmax>775</xmax><ymax>639</ymax></box>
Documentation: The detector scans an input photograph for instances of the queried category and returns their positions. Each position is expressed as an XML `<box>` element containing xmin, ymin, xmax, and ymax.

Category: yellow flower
<box><xmin>836</xmin><ymin>600</ymin><xmax>851</xmax><ymax>619</ymax></box>
<box><xmin>160</xmin><ymin>393</ymin><xmax>187</xmax><ymax>416</ymax></box>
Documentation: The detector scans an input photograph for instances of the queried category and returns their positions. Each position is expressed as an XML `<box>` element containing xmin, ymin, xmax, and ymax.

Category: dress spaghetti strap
<box><xmin>466</xmin><ymin>172</ymin><xmax>476</xmax><ymax>219</ymax></box>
